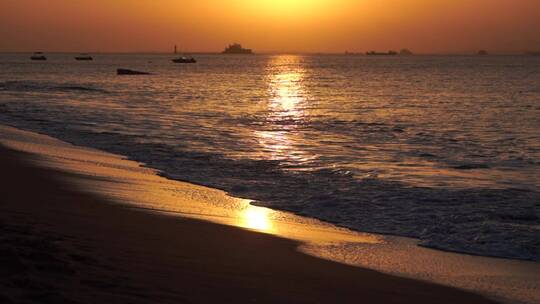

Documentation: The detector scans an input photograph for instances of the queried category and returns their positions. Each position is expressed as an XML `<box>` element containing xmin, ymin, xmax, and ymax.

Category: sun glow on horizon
<box><xmin>230</xmin><ymin>0</ymin><xmax>347</xmax><ymax>29</ymax></box>
<box><xmin>240</xmin><ymin>0</ymin><xmax>334</xmax><ymax>16</ymax></box>
<box><xmin>1</xmin><ymin>0</ymin><xmax>539</xmax><ymax>53</ymax></box>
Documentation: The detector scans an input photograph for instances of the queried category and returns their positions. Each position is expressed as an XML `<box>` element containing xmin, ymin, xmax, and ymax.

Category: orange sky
<box><xmin>1</xmin><ymin>0</ymin><xmax>539</xmax><ymax>53</ymax></box>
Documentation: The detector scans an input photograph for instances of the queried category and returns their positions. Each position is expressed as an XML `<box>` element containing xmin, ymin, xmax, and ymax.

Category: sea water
<box><xmin>0</xmin><ymin>53</ymin><xmax>538</xmax><ymax>261</ymax></box>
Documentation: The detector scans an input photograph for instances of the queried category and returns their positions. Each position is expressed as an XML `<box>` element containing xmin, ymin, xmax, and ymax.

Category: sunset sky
<box><xmin>1</xmin><ymin>0</ymin><xmax>539</xmax><ymax>53</ymax></box>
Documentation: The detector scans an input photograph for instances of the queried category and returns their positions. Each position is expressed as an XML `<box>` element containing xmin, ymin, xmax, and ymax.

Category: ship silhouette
<box><xmin>366</xmin><ymin>50</ymin><xmax>398</xmax><ymax>56</ymax></box>
<box><xmin>222</xmin><ymin>43</ymin><xmax>253</xmax><ymax>54</ymax></box>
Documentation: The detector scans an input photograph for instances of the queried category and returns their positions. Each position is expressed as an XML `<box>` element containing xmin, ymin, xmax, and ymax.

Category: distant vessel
<box><xmin>75</xmin><ymin>54</ymin><xmax>93</xmax><ymax>61</ymax></box>
<box><xmin>30</xmin><ymin>52</ymin><xmax>46</xmax><ymax>61</ymax></box>
<box><xmin>345</xmin><ymin>51</ymin><xmax>368</xmax><ymax>56</ymax></box>
<box><xmin>222</xmin><ymin>43</ymin><xmax>253</xmax><ymax>54</ymax></box>
<box><xmin>172</xmin><ymin>45</ymin><xmax>196</xmax><ymax>63</ymax></box>
<box><xmin>399</xmin><ymin>49</ymin><xmax>413</xmax><ymax>56</ymax></box>
<box><xmin>477</xmin><ymin>50</ymin><xmax>488</xmax><ymax>56</ymax></box>
<box><xmin>172</xmin><ymin>57</ymin><xmax>196</xmax><ymax>63</ymax></box>
<box><xmin>366</xmin><ymin>51</ymin><xmax>398</xmax><ymax>56</ymax></box>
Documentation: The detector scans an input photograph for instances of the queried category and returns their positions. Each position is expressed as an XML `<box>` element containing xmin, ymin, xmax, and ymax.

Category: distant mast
<box><xmin>174</xmin><ymin>45</ymin><xmax>177</xmax><ymax>54</ymax></box>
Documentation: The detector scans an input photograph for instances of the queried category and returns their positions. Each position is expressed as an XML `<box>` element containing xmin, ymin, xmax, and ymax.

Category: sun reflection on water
<box><xmin>234</xmin><ymin>199</ymin><xmax>378</xmax><ymax>244</ymax></box>
<box><xmin>254</xmin><ymin>56</ymin><xmax>312</xmax><ymax>164</ymax></box>
<box><xmin>267</xmin><ymin>56</ymin><xmax>307</xmax><ymax>119</ymax></box>
<box><xmin>240</xmin><ymin>203</ymin><xmax>274</xmax><ymax>233</ymax></box>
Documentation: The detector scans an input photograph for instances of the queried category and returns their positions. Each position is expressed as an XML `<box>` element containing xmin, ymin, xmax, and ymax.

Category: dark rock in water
<box><xmin>75</xmin><ymin>56</ymin><xmax>93</xmax><ymax>61</ymax></box>
<box><xmin>116</xmin><ymin>69</ymin><xmax>150</xmax><ymax>75</ymax></box>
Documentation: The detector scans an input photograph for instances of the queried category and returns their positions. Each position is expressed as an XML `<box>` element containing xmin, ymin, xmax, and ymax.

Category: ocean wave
<box><xmin>3</xmin><ymin>119</ymin><xmax>536</xmax><ymax>261</ymax></box>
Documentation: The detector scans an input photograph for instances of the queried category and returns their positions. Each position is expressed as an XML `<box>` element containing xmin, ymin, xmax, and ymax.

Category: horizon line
<box><xmin>1</xmin><ymin>50</ymin><xmax>539</xmax><ymax>56</ymax></box>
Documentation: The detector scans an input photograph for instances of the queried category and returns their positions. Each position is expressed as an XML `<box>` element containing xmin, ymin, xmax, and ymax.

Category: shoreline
<box><xmin>1</xmin><ymin>124</ymin><xmax>539</xmax><ymax>304</ymax></box>
<box><xmin>0</xmin><ymin>126</ymin><xmax>502</xmax><ymax>303</ymax></box>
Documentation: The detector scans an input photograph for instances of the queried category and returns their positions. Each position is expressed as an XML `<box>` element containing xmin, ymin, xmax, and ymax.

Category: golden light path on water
<box><xmin>254</xmin><ymin>55</ymin><xmax>312</xmax><ymax>165</ymax></box>
<box><xmin>267</xmin><ymin>57</ymin><xmax>306</xmax><ymax>116</ymax></box>
<box><xmin>242</xmin><ymin>55</ymin><xmax>315</xmax><ymax>234</ymax></box>
<box><xmin>242</xmin><ymin>56</ymin><xmax>309</xmax><ymax>235</ymax></box>
<box><xmin>238</xmin><ymin>55</ymin><xmax>318</xmax><ymax>235</ymax></box>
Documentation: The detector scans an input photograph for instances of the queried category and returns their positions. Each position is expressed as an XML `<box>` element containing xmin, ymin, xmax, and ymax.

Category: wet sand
<box><xmin>0</xmin><ymin>139</ymin><xmax>502</xmax><ymax>303</ymax></box>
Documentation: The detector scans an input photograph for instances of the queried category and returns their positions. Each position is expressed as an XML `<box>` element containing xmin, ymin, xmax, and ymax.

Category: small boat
<box><xmin>172</xmin><ymin>56</ymin><xmax>197</xmax><ymax>63</ymax></box>
<box><xmin>171</xmin><ymin>45</ymin><xmax>196</xmax><ymax>63</ymax></box>
<box><xmin>75</xmin><ymin>54</ymin><xmax>93</xmax><ymax>61</ymax></box>
<box><xmin>30</xmin><ymin>52</ymin><xmax>47</xmax><ymax>61</ymax></box>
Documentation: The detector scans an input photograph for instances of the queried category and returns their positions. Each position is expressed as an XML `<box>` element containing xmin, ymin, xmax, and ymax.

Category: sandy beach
<box><xmin>0</xmin><ymin>128</ymin><xmax>500</xmax><ymax>303</ymax></box>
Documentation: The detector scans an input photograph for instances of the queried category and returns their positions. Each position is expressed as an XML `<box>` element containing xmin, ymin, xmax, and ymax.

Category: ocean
<box><xmin>1</xmin><ymin>53</ymin><xmax>538</xmax><ymax>261</ymax></box>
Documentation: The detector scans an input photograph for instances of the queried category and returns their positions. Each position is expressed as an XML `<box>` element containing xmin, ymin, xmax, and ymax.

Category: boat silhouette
<box><xmin>30</xmin><ymin>52</ymin><xmax>47</xmax><ymax>61</ymax></box>
<box><xmin>172</xmin><ymin>56</ymin><xmax>196</xmax><ymax>63</ymax></box>
<box><xmin>75</xmin><ymin>54</ymin><xmax>93</xmax><ymax>61</ymax></box>
<box><xmin>477</xmin><ymin>50</ymin><xmax>488</xmax><ymax>56</ymax></box>
<box><xmin>172</xmin><ymin>45</ymin><xmax>196</xmax><ymax>63</ymax></box>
